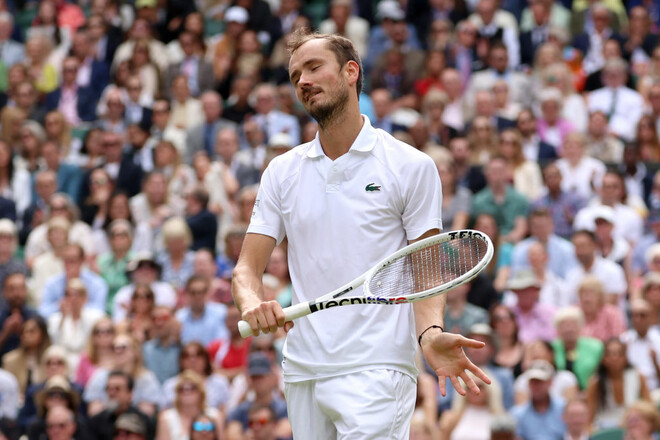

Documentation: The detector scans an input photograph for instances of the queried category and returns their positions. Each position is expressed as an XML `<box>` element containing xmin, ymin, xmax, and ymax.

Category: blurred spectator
<box><xmin>251</xmin><ymin>83</ymin><xmax>300</xmax><ymax>146</ymax></box>
<box><xmin>0</xmin><ymin>220</ymin><xmax>27</xmax><ymax>288</ymax></box>
<box><xmin>41</xmin><ymin>405</ymin><xmax>79</xmax><ymax>440</ymax></box>
<box><xmin>161</xmin><ymin>342</ymin><xmax>230</xmax><ymax>411</ymax></box>
<box><xmin>75</xmin><ymin>317</ymin><xmax>115</xmax><ymax>388</ymax></box>
<box><xmin>536</xmin><ymin>87</ymin><xmax>574</xmax><ymax>152</ymax></box>
<box><xmin>468</xmin><ymin>1</ymin><xmax>520</xmax><ymax>68</ymax></box>
<box><xmin>468</xmin><ymin>115</ymin><xmax>499</xmax><ymax>166</ymax></box>
<box><xmin>618</xmin><ymin>143</ymin><xmax>653</xmax><ymax>206</ymax></box>
<box><xmin>0</xmin><ymin>367</ymin><xmax>19</xmax><ymax>422</ymax></box>
<box><xmin>632</xmin><ymin>210</ymin><xmax>660</xmax><ymax>278</ymax></box>
<box><xmin>175</xmin><ymin>275</ymin><xmax>229</xmax><ymax>346</ymax></box>
<box><xmin>130</xmin><ymin>172</ymin><xmax>177</xmax><ymax>232</ymax></box>
<box><xmin>47</xmin><ymin>278</ymin><xmax>105</xmax><ymax>371</ymax></box>
<box><xmin>116</xmin><ymin>284</ymin><xmax>156</xmax><ymax>343</ymax></box>
<box><xmin>561</xmin><ymin>398</ymin><xmax>591</xmax><ymax>440</ymax></box>
<box><xmin>123</xmin><ymin>76</ymin><xmax>152</xmax><ymax>129</ymax></box>
<box><xmin>426</xmin><ymin>148</ymin><xmax>471</xmax><ymax>231</ymax></box>
<box><xmin>510</xmin><ymin>360</ymin><xmax>566</xmax><ymax>439</ymax></box>
<box><xmin>142</xmin><ymin>305</ymin><xmax>180</xmax><ymax>384</ymax></box>
<box><xmin>540</xmin><ymin>63</ymin><xmax>588</xmax><ymax>134</ymax></box>
<box><xmin>152</xmin><ymin>140</ymin><xmax>196</xmax><ymax>215</ymax></box>
<box><xmin>471</xmin><ymin>155</ymin><xmax>529</xmax><ymax>244</ymax></box>
<box><xmin>192</xmin><ymin>249</ymin><xmax>231</xmax><ymax>304</ymax></box>
<box><xmin>44</xmin><ymin>56</ymin><xmax>98</xmax><ymax>126</ymax></box>
<box><xmin>157</xmin><ymin>217</ymin><xmax>195</xmax><ymax>290</ymax></box>
<box><xmin>96</xmin><ymin>219</ymin><xmax>135</xmax><ymax>311</ymax></box>
<box><xmin>551</xmin><ymin>306</ymin><xmax>604</xmax><ymax>390</ymax></box>
<box><xmin>444</xmin><ymin>282</ymin><xmax>488</xmax><ymax>335</ymax></box>
<box><xmin>515</xmin><ymin>109</ymin><xmax>557</xmax><ymax>164</ymax></box>
<box><xmin>587</xmin><ymin>57</ymin><xmax>644</xmax><ymax>141</ymax></box>
<box><xmin>264</xmin><ymin>245</ymin><xmax>292</xmax><ymax>308</ymax></box>
<box><xmin>112</xmin><ymin>253</ymin><xmax>176</xmax><ymax>323</ymax></box>
<box><xmin>490</xmin><ymin>304</ymin><xmax>524</xmax><ymax>376</ymax></box>
<box><xmin>463</xmin><ymin>324</ymin><xmax>515</xmax><ymax>410</ymax></box>
<box><xmin>144</xmin><ymin>100</ymin><xmax>185</xmax><ymax>162</ymax></box>
<box><xmin>585</xmin><ymin>110</ymin><xmax>624</xmax><ymax>164</ymax></box>
<box><xmin>223</xmin><ymin>75</ymin><xmax>256</xmax><ymax>125</ymax></box>
<box><xmin>216</xmin><ymin>225</ymin><xmax>247</xmax><ymax>280</ymax></box>
<box><xmin>621</xmin><ymin>298</ymin><xmax>660</xmax><ymax>391</ymax></box>
<box><xmin>0</xmin><ymin>12</ymin><xmax>23</xmax><ymax>70</ymax></box>
<box><xmin>556</xmin><ymin>132</ymin><xmax>606</xmax><ymax>201</ymax></box>
<box><xmin>514</xmin><ymin>342</ymin><xmax>579</xmax><ymax>405</ymax></box>
<box><xmin>84</xmin><ymin>333</ymin><xmax>162</xmax><ymax>418</ymax></box>
<box><xmin>39</xmin><ymin>244</ymin><xmax>108</xmax><ymax>318</ymax></box>
<box><xmin>87</xmin><ymin>370</ymin><xmax>155</xmax><ymax>440</ymax></box>
<box><xmin>0</xmin><ymin>272</ymin><xmax>37</xmax><ymax>357</ymax></box>
<box><xmin>156</xmin><ymin>370</ymin><xmax>223</xmax><ymax>440</ymax></box>
<box><xmin>208</xmin><ymin>6</ymin><xmax>249</xmax><ymax>85</ymax></box>
<box><xmin>507</xmin><ymin>270</ymin><xmax>556</xmax><ymax>343</ymax></box>
<box><xmin>225</xmin><ymin>352</ymin><xmax>289</xmax><ymax>439</ymax></box>
<box><xmin>620</xmin><ymin>400</ymin><xmax>660</xmax><ymax>440</ymax></box>
<box><xmin>163</xmin><ymin>32</ymin><xmax>214</xmax><ymax>100</ymax></box>
<box><xmin>184</xmin><ymin>91</ymin><xmax>237</xmax><ymax>164</ymax></box>
<box><xmin>511</xmin><ymin>208</ymin><xmax>577</xmax><ymax>279</ymax></box>
<box><xmin>0</xmin><ymin>140</ymin><xmax>31</xmax><ymax>219</ymax></box>
<box><xmin>519</xmin><ymin>0</ymin><xmax>555</xmax><ymax>67</ymax></box>
<box><xmin>586</xmin><ymin>338</ymin><xmax>651</xmax><ymax>430</ymax></box>
<box><xmin>185</xmin><ymin>187</ymin><xmax>217</xmax><ymax>252</ymax></box>
<box><xmin>498</xmin><ymin>128</ymin><xmax>543</xmax><ymax>200</ymax></box>
<box><xmin>210</xmin><ymin>304</ymin><xmax>251</xmax><ymax>381</ymax></box>
<box><xmin>319</xmin><ymin>0</ymin><xmax>369</xmax><ymax>59</ymax></box>
<box><xmin>438</xmin><ymin>372</ymin><xmax>504</xmax><ymax>439</ymax></box>
<box><xmin>2</xmin><ymin>315</ymin><xmax>50</xmax><ymax>396</ymax></box>
<box><xmin>578</xmin><ymin>276</ymin><xmax>626</xmax><ymax>342</ymax></box>
<box><xmin>169</xmin><ymin>75</ymin><xmax>202</xmax><ymax>131</ymax></box>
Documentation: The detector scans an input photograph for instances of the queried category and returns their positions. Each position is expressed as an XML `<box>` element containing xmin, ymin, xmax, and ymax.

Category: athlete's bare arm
<box><xmin>232</xmin><ymin>233</ymin><xmax>289</xmax><ymax>335</ymax></box>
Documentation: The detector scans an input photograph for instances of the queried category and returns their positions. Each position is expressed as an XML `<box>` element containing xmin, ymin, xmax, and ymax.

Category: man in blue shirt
<box><xmin>511</xmin><ymin>361</ymin><xmax>566</xmax><ymax>440</ymax></box>
<box><xmin>175</xmin><ymin>275</ymin><xmax>229</xmax><ymax>346</ymax></box>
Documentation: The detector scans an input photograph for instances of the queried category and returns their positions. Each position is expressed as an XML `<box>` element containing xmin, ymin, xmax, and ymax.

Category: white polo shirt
<box><xmin>248</xmin><ymin>116</ymin><xmax>443</xmax><ymax>383</ymax></box>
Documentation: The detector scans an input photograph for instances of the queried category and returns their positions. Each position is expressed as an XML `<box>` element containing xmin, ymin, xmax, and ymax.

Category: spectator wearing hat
<box><xmin>0</xmin><ymin>219</ymin><xmax>27</xmax><ymax>289</ymax></box>
<box><xmin>19</xmin><ymin>346</ymin><xmax>86</xmax><ymax>431</ymax></box>
<box><xmin>565</xmin><ymin>229</ymin><xmax>627</xmax><ymax>307</ymax></box>
<box><xmin>24</xmin><ymin>374</ymin><xmax>90</xmax><ymax>440</ymax></box>
<box><xmin>510</xmin><ymin>360</ymin><xmax>567</xmax><ymax>439</ymax></box>
<box><xmin>551</xmin><ymin>306</ymin><xmax>604</xmax><ymax>390</ymax></box>
<box><xmin>489</xmin><ymin>414</ymin><xmax>518</xmax><ymax>440</ymax></box>
<box><xmin>184</xmin><ymin>91</ymin><xmax>237</xmax><ymax>164</ymax></box>
<box><xmin>573</xmin><ymin>172</ymin><xmax>644</xmax><ymax>246</ymax></box>
<box><xmin>39</xmin><ymin>244</ymin><xmax>108</xmax><ymax>318</ymax></box>
<box><xmin>114</xmin><ymin>412</ymin><xmax>149</xmax><ymax>440</ymax></box>
<box><xmin>587</xmin><ymin>57</ymin><xmax>644</xmax><ymax>142</ymax></box>
<box><xmin>112</xmin><ymin>252</ymin><xmax>176</xmax><ymax>323</ymax></box>
<box><xmin>589</xmin><ymin>205</ymin><xmax>632</xmax><ymax>267</ymax></box>
<box><xmin>508</xmin><ymin>269</ymin><xmax>557</xmax><ymax>343</ymax></box>
<box><xmin>621</xmin><ymin>299</ymin><xmax>660</xmax><ymax>391</ymax></box>
<box><xmin>225</xmin><ymin>352</ymin><xmax>289</xmax><ymax>439</ymax></box>
<box><xmin>208</xmin><ymin>6</ymin><xmax>249</xmax><ymax>84</ymax></box>
<box><xmin>88</xmin><ymin>369</ymin><xmax>155</xmax><ymax>440</ymax></box>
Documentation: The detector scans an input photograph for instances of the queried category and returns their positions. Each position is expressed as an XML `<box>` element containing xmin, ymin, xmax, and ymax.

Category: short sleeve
<box><xmin>401</xmin><ymin>153</ymin><xmax>443</xmax><ymax>240</ymax></box>
<box><xmin>247</xmin><ymin>162</ymin><xmax>286</xmax><ymax>244</ymax></box>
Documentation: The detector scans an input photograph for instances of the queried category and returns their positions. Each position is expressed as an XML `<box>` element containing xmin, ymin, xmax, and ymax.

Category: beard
<box><xmin>303</xmin><ymin>82</ymin><xmax>350</xmax><ymax>128</ymax></box>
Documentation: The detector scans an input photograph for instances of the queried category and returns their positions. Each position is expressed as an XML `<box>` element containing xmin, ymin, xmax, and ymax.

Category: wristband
<box><xmin>418</xmin><ymin>325</ymin><xmax>444</xmax><ymax>347</ymax></box>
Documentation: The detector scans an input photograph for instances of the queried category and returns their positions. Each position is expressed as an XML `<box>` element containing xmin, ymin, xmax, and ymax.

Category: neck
<box><xmin>317</xmin><ymin>102</ymin><xmax>364</xmax><ymax>161</ymax></box>
<box><xmin>564</xmin><ymin>340</ymin><xmax>577</xmax><ymax>351</ymax></box>
<box><xmin>532</xmin><ymin>395</ymin><xmax>551</xmax><ymax>412</ymax></box>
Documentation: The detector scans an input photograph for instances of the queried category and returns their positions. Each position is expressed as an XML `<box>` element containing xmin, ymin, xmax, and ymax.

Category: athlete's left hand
<box><xmin>420</xmin><ymin>330</ymin><xmax>491</xmax><ymax>397</ymax></box>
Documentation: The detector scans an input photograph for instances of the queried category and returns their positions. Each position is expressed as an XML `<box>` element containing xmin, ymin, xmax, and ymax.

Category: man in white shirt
<box><xmin>587</xmin><ymin>57</ymin><xmax>644</xmax><ymax>141</ymax></box>
<box><xmin>621</xmin><ymin>299</ymin><xmax>660</xmax><ymax>390</ymax></box>
<box><xmin>233</xmin><ymin>30</ymin><xmax>489</xmax><ymax>439</ymax></box>
<box><xmin>565</xmin><ymin>229</ymin><xmax>627</xmax><ymax>306</ymax></box>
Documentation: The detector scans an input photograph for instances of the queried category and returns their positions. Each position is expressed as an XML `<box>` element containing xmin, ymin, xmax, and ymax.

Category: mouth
<box><xmin>304</xmin><ymin>89</ymin><xmax>322</xmax><ymax>103</ymax></box>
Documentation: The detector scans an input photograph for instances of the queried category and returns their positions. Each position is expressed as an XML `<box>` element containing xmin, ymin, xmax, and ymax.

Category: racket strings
<box><xmin>367</xmin><ymin>237</ymin><xmax>487</xmax><ymax>298</ymax></box>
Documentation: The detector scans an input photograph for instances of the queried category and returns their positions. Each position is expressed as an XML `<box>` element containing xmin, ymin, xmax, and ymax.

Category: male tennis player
<box><xmin>233</xmin><ymin>29</ymin><xmax>491</xmax><ymax>439</ymax></box>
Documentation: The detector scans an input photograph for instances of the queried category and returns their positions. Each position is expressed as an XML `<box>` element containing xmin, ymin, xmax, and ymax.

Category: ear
<box><xmin>344</xmin><ymin>60</ymin><xmax>360</xmax><ymax>87</ymax></box>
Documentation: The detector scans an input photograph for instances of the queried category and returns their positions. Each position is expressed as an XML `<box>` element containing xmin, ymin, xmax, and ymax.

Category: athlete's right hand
<box><xmin>241</xmin><ymin>299</ymin><xmax>295</xmax><ymax>335</ymax></box>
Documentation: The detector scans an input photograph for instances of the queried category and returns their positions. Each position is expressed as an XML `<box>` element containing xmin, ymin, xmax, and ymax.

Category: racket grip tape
<box><xmin>237</xmin><ymin>301</ymin><xmax>313</xmax><ymax>338</ymax></box>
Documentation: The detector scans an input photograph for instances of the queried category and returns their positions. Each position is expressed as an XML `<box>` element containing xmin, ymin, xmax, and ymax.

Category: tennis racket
<box><xmin>238</xmin><ymin>229</ymin><xmax>494</xmax><ymax>337</ymax></box>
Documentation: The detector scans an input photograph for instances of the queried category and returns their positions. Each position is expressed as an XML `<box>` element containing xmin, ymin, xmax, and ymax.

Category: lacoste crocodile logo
<box><xmin>365</xmin><ymin>183</ymin><xmax>381</xmax><ymax>192</ymax></box>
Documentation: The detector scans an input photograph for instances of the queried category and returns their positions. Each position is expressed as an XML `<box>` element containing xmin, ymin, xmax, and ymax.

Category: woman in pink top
<box><xmin>75</xmin><ymin>317</ymin><xmax>115</xmax><ymax>387</ymax></box>
<box><xmin>579</xmin><ymin>276</ymin><xmax>626</xmax><ymax>342</ymax></box>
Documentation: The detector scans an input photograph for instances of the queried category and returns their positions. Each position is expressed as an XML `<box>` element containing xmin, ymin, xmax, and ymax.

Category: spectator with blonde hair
<box><xmin>578</xmin><ymin>276</ymin><xmax>626</xmax><ymax>342</ymax></box>
<box><xmin>75</xmin><ymin>317</ymin><xmax>115</xmax><ymax>387</ymax></box>
<box><xmin>498</xmin><ymin>128</ymin><xmax>544</xmax><ymax>200</ymax></box>
<box><xmin>556</xmin><ymin>132</ymin><xmax>607</xmax><ymax>200</ymax></box>
<box><xmin>551</xmin><ymin>306</ymin><xmax>604</xmax><ymax>390</ymax></box>
<box><xmin>156</xmin><ymin>216</ymin><xmax>195</xmax><ymax>290</ymax></box>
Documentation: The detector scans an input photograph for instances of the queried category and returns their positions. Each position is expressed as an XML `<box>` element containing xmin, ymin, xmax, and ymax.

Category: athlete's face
<box><xmin>289</xmin><ymin>39</ymin><xmax>352</xmax><ymax>126</ymax></box>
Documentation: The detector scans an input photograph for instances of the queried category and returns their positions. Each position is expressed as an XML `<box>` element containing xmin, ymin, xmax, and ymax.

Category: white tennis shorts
<box><xmin>284</xmin><ymin>369</ymin><xmax>417</xmax><ymax>440</ymax></box>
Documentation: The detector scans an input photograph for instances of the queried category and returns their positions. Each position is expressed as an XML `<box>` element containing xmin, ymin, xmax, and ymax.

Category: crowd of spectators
<box><xmin>0</xmin><ymin>0</ymin><xmax>660</xmax><ymax>438</ymax></box>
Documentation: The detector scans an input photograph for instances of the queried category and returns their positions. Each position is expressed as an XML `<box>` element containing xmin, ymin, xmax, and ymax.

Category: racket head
<box><xmin>363</xmin><ymin>230</ymin><xmax>493</xmax><ymax>302</ymax></box>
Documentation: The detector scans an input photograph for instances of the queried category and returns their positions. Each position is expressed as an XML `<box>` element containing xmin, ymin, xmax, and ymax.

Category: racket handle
<box><xmin>238</xmin><ymin>302</ymin><xmax>313</xmax><ymax>338</ymax></box>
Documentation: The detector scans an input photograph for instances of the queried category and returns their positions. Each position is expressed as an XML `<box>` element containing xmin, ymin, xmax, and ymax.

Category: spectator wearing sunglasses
<box><xmin>189</xmin><ymin>413</ymin><xmax>217</xmax><ymax>440</ymax></box>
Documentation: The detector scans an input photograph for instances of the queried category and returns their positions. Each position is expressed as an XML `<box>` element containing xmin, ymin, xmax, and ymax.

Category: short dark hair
<box><xmin>287</xmin><ymin>28</ymin><xmax>364</xmax><ymax>96</ymax></box>
<box><xmin>189</xmin><ymin>187</ymin><xmax>210</xmax><ymax>208</ymax></box>
<box><xmin>108</xmin><ymin>370</ymin><xmax>134</xmax><ymax>391</ymax></box>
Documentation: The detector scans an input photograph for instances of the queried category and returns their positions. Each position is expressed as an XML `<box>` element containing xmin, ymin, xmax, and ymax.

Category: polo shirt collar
<box><xmin>306</xmin><ymin>115</ymin><xmax>377</xmax><ymax>159</ymax></box>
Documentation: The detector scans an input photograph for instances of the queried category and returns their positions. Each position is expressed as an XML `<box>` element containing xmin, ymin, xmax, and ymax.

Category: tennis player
<box><xmin>232</xmin><ymin>29</ymin><xmax>491</xmax><ymax>439</ymax></box>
